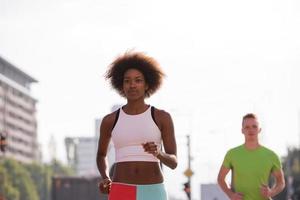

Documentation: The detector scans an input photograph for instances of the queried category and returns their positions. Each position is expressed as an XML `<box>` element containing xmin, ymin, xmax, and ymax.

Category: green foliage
<box><xmin>25</xmin><ymin>162</ymin><xmax>52</xmax><ymax>200</ymax></box>
<box><xmin>0</xmin><ymin>165</ymin><xmax>20</xmax><ymax>200</ymax></box>
<box><xmin>2</xmin><ymin>159</ymin><xmax>39</xmax><ymax>200</ymax></box>
<box><xmin>0</xmin><ymin>158</ymin><xmax>75</xmax><ymax>200</ymax></box>
<box><xmin>49</xmin><ymin>159</ymin><xmax>75</xmax><ymax>176</ymax></box>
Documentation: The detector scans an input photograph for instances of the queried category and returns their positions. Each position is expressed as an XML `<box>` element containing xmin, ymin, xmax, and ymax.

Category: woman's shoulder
<box><xmin>152</xmin><ymin>106</ymin><xmax>171</xmax><ymax>119</ymax></box>
<box><xmin>101</xmin><ymin>109</ymin><xmax>121</xmax><ymax>127</ymax></box>
<box><xmin>151</xmin><ymin>106</ymin><xmax>173</xmax><ymax>126</ymax></box>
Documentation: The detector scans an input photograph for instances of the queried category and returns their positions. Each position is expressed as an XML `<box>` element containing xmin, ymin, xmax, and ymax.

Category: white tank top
<box><xmin>111</xmin><ymin>106</ymin><xmax>162</xmax><ymax>163</ymax></box>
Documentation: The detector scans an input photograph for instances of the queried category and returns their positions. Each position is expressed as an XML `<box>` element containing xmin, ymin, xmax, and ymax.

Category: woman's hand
<box><xmin>98</xmin><ymin>177</ymin><xmax>112</xmax><ymax>194</ymax></box>
<box><xmin>142</xmin><ymin>142</ymin><xmax>160</xmax><ymax>157</ymax></box>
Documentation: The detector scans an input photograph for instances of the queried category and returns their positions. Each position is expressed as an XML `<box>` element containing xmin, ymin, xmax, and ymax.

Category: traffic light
<box><xmin>0</xmin><ymin>134</ymin><xmax>6</xmax><ymax>152</ymax></box>
<box><xmin>183</xmin><ymin>182</ymin><xmax>191</xmax><ymax>199</ymax></box>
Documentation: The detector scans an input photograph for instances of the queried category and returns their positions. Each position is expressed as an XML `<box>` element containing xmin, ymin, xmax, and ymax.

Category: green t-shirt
<box><xmin>222</xmin><ymin>145</ymin><xmax>282</xmax><ymax>200</ymax></box>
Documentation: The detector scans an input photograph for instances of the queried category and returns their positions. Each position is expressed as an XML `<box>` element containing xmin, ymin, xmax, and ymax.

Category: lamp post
<box><xmin>183</xmin><ymin>135</ymin><xmax>193</xmax><ymax>200</ymax></box>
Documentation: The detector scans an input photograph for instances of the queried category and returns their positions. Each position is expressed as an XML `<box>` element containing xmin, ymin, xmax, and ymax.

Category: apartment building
<box><xmin>0</xmin><ymin>56</ymin><xmax>39</xmax><ymax>163</ymax></box>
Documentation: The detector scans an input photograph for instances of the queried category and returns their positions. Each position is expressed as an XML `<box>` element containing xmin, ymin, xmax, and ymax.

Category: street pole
<box><xmin>183</xmin><ymin>135</ymin><xmax>193</xmax><ymax>199</ymax></box>
<box><xmin>286</xmin><ymin>148</ymin><xmax>294</xmax><ymax>200</ymax></box>
<box><xmin>298</xmin><ymin>111</ymin><xmax>300</xmax><ymax>150</ymax></box>
<box><xmin>187</xmin><ymin>135</ymin><xmax>191</xmax><ymax>200</ymax></box>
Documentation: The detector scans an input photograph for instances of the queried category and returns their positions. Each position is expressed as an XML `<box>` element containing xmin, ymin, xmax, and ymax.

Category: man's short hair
<box><xmin>242</xmin><ymin>113</ymin><xmax>258</xmax><ymax>126</ymax></box>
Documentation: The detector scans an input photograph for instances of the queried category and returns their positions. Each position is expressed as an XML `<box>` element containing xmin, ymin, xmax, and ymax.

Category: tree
<box><xmin>24</xmin><ymin>159</ymin><xmax>74</xmax><ymax>200</ymax></box>
<box><xmin>2</xmin><ymin>159</ymin><xmax>39</xmax><ymax>200</ymax></box>
<box><xmin>25</xmin><ymin>162</ymin><xmax>52</xmax><ymax>200</ymax></box>
<box><xmin>49</xmin><ymin>159</ymin><xmax>74</xmax><ymax>176</ymax></box>
<box><xmin>0</xmin><ymin>158</ymin><xmax>75</xmax><ymax>200</ymax></box>
<box><xmin>0</xmin><ymin>165</ymin><xmax>19</xmax><ymax>200</ymax></box>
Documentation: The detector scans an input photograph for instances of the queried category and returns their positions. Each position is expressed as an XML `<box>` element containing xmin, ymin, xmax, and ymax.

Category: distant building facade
<box><xmin>65</xmin><ymin>119</ymin><xmax>115</xmax><ymax>176</ymax></box>
<box><xmin>65</xmin><ymin>105</ymin><xmax>121</xmax><ymax>176</ymax></box>
<box><xmin>0</xmin><ymin>56</ymin><xmax>39</xmax><ymax>163</ymax></box>
<box><xmin>52</xmin><ymin>176</ymin><xmax>107</xmax><ymax>200</ymax></box>
<box><xmin>65</xmin><ymin>137</ymin><xmax>99</xmax><ymax>176</ymax></box>
<box><xmin>201</xmin><ymin>183</ymin><xmax>228</xmax><ymax>200</ymax></box>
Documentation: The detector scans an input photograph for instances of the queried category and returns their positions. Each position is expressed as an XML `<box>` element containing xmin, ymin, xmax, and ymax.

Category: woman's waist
<box><xmin>114</xmin><ymin>161</ymin><xmax>162</xmax><ymax>172</ymax></box>
<box><xmin>112</xmin><ymin>161</ymin><xmax>163</xmax><ymax>184</ymax></box>
<box><xmin>111</xmin><ymin>181</ymin><xmax>165</xmax><ymax>187</ymax></box>
<box><xmin>112</xmin><ymin>177</ymin><xmax>164</xmax><ymax>185</ymax></box>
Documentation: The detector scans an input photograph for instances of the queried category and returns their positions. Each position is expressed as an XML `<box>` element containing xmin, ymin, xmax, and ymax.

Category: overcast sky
<box><xmin>1</xmin><ymin>0</ymin><xmax>300</xmax><ymax>199</ymax></box>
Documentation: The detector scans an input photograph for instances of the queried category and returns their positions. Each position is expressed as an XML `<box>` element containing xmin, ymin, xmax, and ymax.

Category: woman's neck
<box><xmin>123</xmin><ymin>101</ymin><xmax>148</xmax><ymax>115</ymax></box>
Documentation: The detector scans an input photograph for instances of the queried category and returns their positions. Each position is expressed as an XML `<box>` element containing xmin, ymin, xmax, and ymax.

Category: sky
<box><xmin>1</xmin><ymin>0</ymin><xmax>300</xmax><ymax>199</ymax></box>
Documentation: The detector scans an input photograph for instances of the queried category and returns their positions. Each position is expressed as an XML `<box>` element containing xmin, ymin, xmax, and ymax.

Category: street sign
<box><xmin>184</xmin><ymin>168</ymin><xmax>194</xmax><ymax>177</ymax></box>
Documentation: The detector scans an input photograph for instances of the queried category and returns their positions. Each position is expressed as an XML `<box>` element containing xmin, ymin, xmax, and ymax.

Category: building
<box><xmin>65</xmin><ymin>118</ymin><xmax>103</xmax><ymax>176</ymax></box>
<box><xmin>200</xmin><ymin>183</ymin><xmax>228</xmax><ymax>200</ymax></box>
<box><xmin>0</xmin><ymin>56</ymin><xmax>39</xmax><ymax>163</ymax></box>
<box><xmin>52</xmin><ymin>176</ymin><xmax>107</xmax><ymax>200</ymax></box>
<box><xmin>65</xmin><ymin>137</ymin><xmax>99</xmax><ymax>176</ymax></box>
<box><xmin>65</xmin><ymin>105</ymin><xmax>121</xmax><ymax>176</ymax></box>
<box><xmin>65</xmin><ymin>119</ymin><xmax>115</xmax><ymax>176</ymax></box>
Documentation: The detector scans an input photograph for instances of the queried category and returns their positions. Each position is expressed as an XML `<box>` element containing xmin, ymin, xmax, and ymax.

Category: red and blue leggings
<box><xmin>109</xmin><ymin>182</ymin><xmax>167</xmax><ymax>200</ymax></box>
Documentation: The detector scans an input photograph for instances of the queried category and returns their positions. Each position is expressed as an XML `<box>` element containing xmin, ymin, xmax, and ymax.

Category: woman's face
<box><xmin>123</xmin><ymin>68</ymin><xmax>148</xmax><ymax>100</ymax></box>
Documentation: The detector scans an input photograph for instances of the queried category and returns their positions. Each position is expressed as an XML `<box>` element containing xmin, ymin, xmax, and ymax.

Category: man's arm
<box><xmin>217</xmin><ymin>166</ymin><xmax>243</xmax><ymax>200</ymax></box>
<box><xmin>261</xmin><ymin>169</ymin><xmax>285</xmax><ymax>198</ymax></box>
<box><xmin>218</xmin><ymin>166</ymin><xmax>234</xmax><ymax>197</ymax></box>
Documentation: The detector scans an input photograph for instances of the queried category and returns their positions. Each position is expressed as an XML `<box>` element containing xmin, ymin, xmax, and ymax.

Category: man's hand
<box><xmin>229</xmin><ymin>192</ymin><xmax>243</xmax><ymax>200</ymax></box>
<box><xmin>260</xmin><ymin>184</ymin><xmax>272</xmax><ymax>198</ymax></box>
